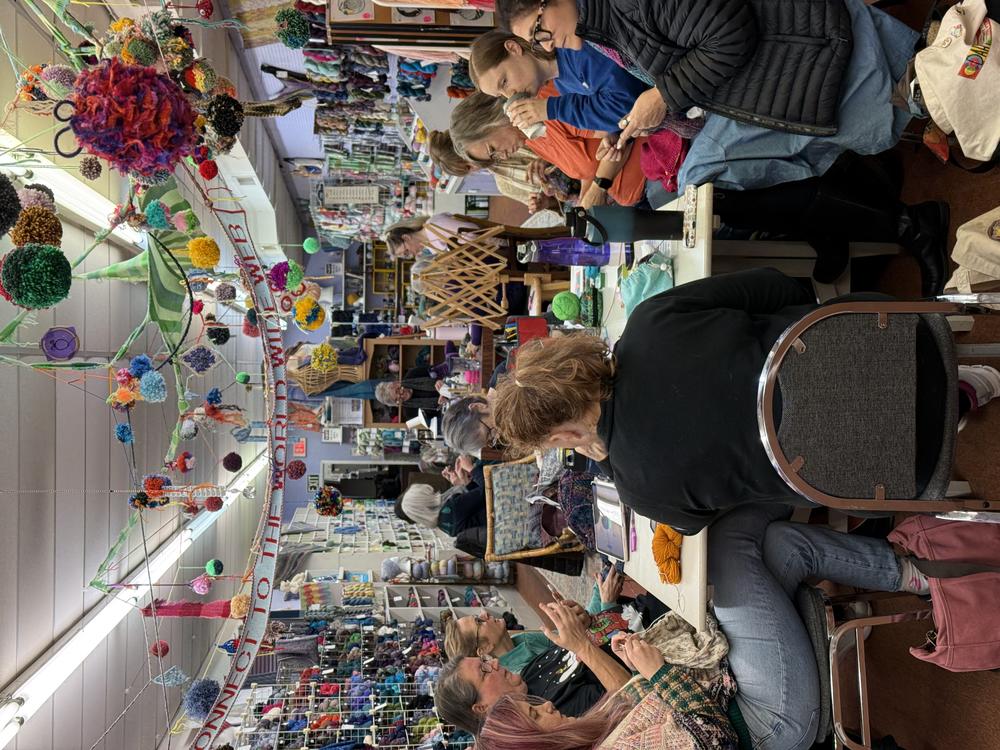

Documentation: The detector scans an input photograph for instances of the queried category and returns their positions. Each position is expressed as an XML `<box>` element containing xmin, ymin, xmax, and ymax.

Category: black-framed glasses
<box><xmin>478</xmin><ymin>416</ymin><xmax>501</xmax><ymax>448</ymax></box>
<box><xmin>531</xmin><ymin>0</ymin><xmax>553</xmax><ymax>50</ymax></box>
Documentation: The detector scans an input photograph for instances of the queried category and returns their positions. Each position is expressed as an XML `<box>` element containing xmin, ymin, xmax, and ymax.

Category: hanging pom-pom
<box><xmin>144</xmin><ymin>201</ymin><xmax>170</xmax><ymax>230</ymax></box>
<box><xmin>172</xmin><ymin>208</ymin><xmax>198</xmax><ymax>234</ymax></box>
<box><xmin>285</xmin><ymin>259</ymin><xmax>304</xmax><ymax>291</ymax></box>
<box><xmin>274</xmin><ymin>8</ymin><xmax>310</xmax><ymax>49</ymax></box>
<box><xmin>293</xmin><ymin>297</ymin><xmax>325</xmax><ymax>331</ymax></box>
<box><xmin>149</xmin><ymin>640</ymin><xmax>170</xmax><ymax>657</ymax></box>
<box><xmin>229</xmin><ymin>593</ymin><xmax>251</xmax><ymax>619</ymax></box>
<box><xmin>286</xmin><ymin>459</ymin><xmax>306</xmax><ymax>480</ymax></box>
<box><xmin>0</xmin><ymin>243</ymin><xmax>71</xmax><ymax>309</ymax></box>
<box><xmin>204</xmin><ymin>495</ymin><xmax>224</xmax><ymax>512</ymax></box>
<box><xmin>234</xmin><ymin>371</ymin><xmax>251</xmax><ymax>385</ymax></box>
<box><xmin>191</xmin><ymin>299</ymin><xmax>204</xmax><ymax>315</ymax></box>
<box><xmin>314</xmin><ymin>486</ymin><xmax>343</xmax><ymax>517</ymax></box>
<box><xmin>129</xmin><ymin>354</ymin><xmax>153</xmax><ymax>379</ymax></box>
<box><xmin>222</xmin><ymin>452</ymin><xmax>242</xmax><ymax>472</ymax></box>
<box><xmin>206</xmin><ymin>325</ymin><xmax>229</xmax><ymax>346</ymax></box>
<box><xmin>115</xmin><ymin>367</ymin><xmax>134</xmax><ymax>386</ymax></box>
<box><xmin>161</xmin><ymin>37</ymin><xmax>195</xmax><ymax>71</ymax></box>
<box><xmin>196</xmin><ymin>0</ymin><xmax>215</xmax><ymax>18</ymax></box>
<box><xmin>190</xmin><ymin>573</ymin><xmax>212</xmax><ymax>594</ymax></box>
<box><xmin>108</xmin><ymin>386</ymin><xmax>137</xmax><ymax>410</ymax></box>
<box><xmin>140</xmin><ymin>370</ymin><xmax>167</xmax><ymax>402</ymax></box>
<box><xmin>215</xmin><ymin>282</ymin><xmax>235</xmax><ymax>301</ymax></box>
<box><xmin>206</xmin><ymin>95</ymin><xmax>244</xmax><ymax>138</ymax></box>
<box><xmin>16</xmin><ymin>186</ymin><xmax>55</xmax><ymax>213</ymax></box>
<box><xmin>206</xmin><ymin>387</ymin><xmax>222</xmax><ymax>405</ymax></box>
<box><xmin>183</xmin><ymin>59</ymin><xmax>218</xmax><ymax>93</ymax></box>
<box><xmin>198</xmin><ymin>160</ymin><xmax>218</xmax><ymax>180</ymax></box>
<box><xmin>120</xmin><ymin>37</ymin><xmax>158</xmax><ymax>66</ymax></box>
<box><xmin>79</xmin><ymin>156</ymin><xmax>103</xmax><ymax>181</ymax></box>
<box><xmin>187</xmin><ymin>236</ymin><xmax>220</xmax><ymax>269</ymax></box>
<box><xmin>10</xmin><ymin>207</ymin><xmax>63</xmax><ymax>247</ymax></box>
<box><xmin>302</xmin><ymin>236</ymin><xmax>320</xmax><ymax>254</ymax></box>
<box><xmin>25</xmin><ymin>182</ymin><xmax>54</xmax><ymax>201</ymax></box>
<box><xmin>115</xmin><ymin>423</ymin><xmax>134</xmax><ymax>444</ymax></box>
<box><xmin>204</xmin><ymin>558</ymin><xmax>224</xmax><ymax>576</ymax></box>
<box><xmin>242</xmin><ymin>314</ymin><xmax>260</xmax><ymax>338</ymax></box>
<box><xmin>143</xmin><ymin>473</ymin><xmax>172</xmax><ymax>497</ymax></box>
<box><xmin>39</xmin><ymin>64</ymin><xmax>78</xmax><ymax>95</ymax></box>
<box><xmin>179</xmin><ymin>418</ymin><xmax>198</xmax><ymax>440</ymax></box>
<box><xmin>267</xmin><ymin>261</ymin><xmax>289</xmax><ymax>291</ymax></box>
<box><xmin>310</xmin><ymin>342</ymin><xmax>338</xmax><ymax>372</ymax></box>
<box><xmin>183</xmin><ymin>679</ymin><xmax>221</xmax><ymax>721</ymax></box>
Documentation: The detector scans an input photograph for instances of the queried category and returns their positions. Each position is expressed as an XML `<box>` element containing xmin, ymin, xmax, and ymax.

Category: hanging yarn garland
<box><xmin>286</xmin><ymin>459</ymin><xmax>306</xmax><ymax>480</ymax></box>
<box><xmin>293</xmin><ymin>296</ymin><xmax>325</xmax><ymax>332</ymax></box>
<box><xmin>0</xmin><ymin>243</ymin><xmax>71</xmax><ymax>309</ymax></box>
<box><xmin>183</xmin><ymin>679</ymin><xmax>221</xmax><ymax>721</ymax></box>
<box><xmin>69</xmin><ymin>58</ymin><xmax>198</xmax><ymax>177</ymax></box>
<box><xmin>313</xmin><ymin>486</ymin><xmax>343</xmax><ymax>517</ymax></box>
<box><xmin>229</xmin><ymin>593</ymin><xmax>251</xmax><ymax>619</ymax></box>
<box><xmin>190</xmin><ymin>573</ymin><xmax>213</xmax><ymax>594</ymax></box>
<box><xmin>206</xmin><ymin>94</ymin><xmax>244</xmax><ymax>138</ymax></box>
<box><xmin>16</xmin><ymin>186</ymin><xmax>54</xmax><ymax>213</ymax></box>
<box><xmin>144</xmin><ymin>201</ymin><xmax>171</xmax><ymax>230</ymax></box>
<box><xmin>79</xmin><ymin>155</ymin><xmax>103</xmax><ymax>181</ymax></box>
<box><xmin>150</xmin><ymin>640</ymin><xmax>170</xmax><ymax>657</ymax></box>
<box><xmin>275</xmin><ymin>8</ymin><xmax>311</xmax><ymax>49</ymax></box>
<box><xmin>651</xmin><ymin>524</ymin><xmax>683</xmax><ymax>584</ymax></box>
<box><xmin>115</xmin><ymin>423</ymin><xmax>134</xmax><ymax>444</ymax></box>
<box><xmin>9</xmin><ymin>207</ymin><xmax>63</xmax><ymax>247</ymax></box>
<box><xmin>205</xmin><ymin>558</ymin><xmax>224</xmax><ymax>575</ymax></box>
<box><xmin>310</xmin><ymin>342</ymin><xmax>338</xmax><ymax>372</ymax></box>
<box><xmin>0</xmin><ymin>174</ymin><xmax>23</xmax><ymax>235</ymax></box>
<box><xmin>302</xmin><ymin>236</ymin><xmax>319</xmax><ymax>254</ymax></box>
<box><xmin>187</xmin><ymin>236</ymin><xmax>220</xmax><ymax>269</ymax></box>
<box><xmin>222</xmin><ymin>452</ymin><xmax>242</xmax><ymax>472</ymax></box>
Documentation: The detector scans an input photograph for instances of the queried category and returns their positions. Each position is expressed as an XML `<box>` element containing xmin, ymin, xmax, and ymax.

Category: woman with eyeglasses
<box><xmin>493</xmin><ymin>0</ymin><xmax>923</xmax><ymax>203</ymax></box>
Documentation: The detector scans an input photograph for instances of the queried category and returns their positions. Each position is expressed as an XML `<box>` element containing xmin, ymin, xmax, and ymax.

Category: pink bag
<box><xmin>888</xmin><ymin>515</ymin><xmax>1000</xmax><ymax>672</ymax></box>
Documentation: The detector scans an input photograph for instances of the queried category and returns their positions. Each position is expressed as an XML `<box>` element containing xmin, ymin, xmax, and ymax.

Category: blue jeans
<box><xmin>708</xmin><ymin>504</ymin><xmax>902</xmax><ymax>750</ymax></box>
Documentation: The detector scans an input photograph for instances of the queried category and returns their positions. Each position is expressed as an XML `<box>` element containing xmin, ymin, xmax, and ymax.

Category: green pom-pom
<box><xmin>1</xmin><ymin>243</ymin><xmax>71</xmax><ymax>309</ymax></box>
<box><xmin>204</xmin><ymin>558</ymin><xmax>224</xmax><ymax>576</ymax></box>
<box><xmin>235</xmin><ymin>371</ymin><xmax>250</xmax><ymax>384</ymax></box>
<box><xmin>551</xmin><ymin>290</ymin><xmax>581</xmax><ymax>321</ymax></box>
<box><xmin>285</xmin><ymin>259</ymin><xmax>304</xmax><ymax>291</ymax></box>
<box><xmin>124</xmin><ymin>38</ymin><xmax>158</xmax><ymax>67</ymax></box>
<box><xmin>302</xmin><ymin>237</ymin><xmax>319</xmax><ymax>254</ymax></box>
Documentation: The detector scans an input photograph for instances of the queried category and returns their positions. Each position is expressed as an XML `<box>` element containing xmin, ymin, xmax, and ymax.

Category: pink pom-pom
<box><xmin>286</xmin><ymin>459</ymin><xmax>306</xmax><ymax>480</ymax></box>
<box><xmin>190</xmin><ymin>573</ymin><xmax>213</xmax><ymax>595</ymax></box>
<box><xmin>205</xmin><ymin>495</ymin><xmax>224</xmax><ymax>512</ymax></box>
<box><xmin>150</xmin><ymin>640</ymin><xmax>170</xmax><ymax>657</ymax></box>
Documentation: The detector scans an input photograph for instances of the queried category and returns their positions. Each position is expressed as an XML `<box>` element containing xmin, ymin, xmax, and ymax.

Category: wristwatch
<box><xmin>594</xmin><ymin>176</ymin><xmax>613</xmax><ymax>191</ymax></box>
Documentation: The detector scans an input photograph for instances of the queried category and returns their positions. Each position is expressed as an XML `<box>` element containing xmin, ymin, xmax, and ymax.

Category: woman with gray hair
<box><xmin>394</xmin><ymin>478</ymin><xmax>489</xmax><ymax>557</ymax></box>
<box><xmin>442</xmin><ymin>395</ymin><xmax>496</xmax><ymax>456</ymax></box>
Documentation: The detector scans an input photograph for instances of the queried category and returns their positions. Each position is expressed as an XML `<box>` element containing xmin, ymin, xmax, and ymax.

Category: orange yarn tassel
<box><xmin>652</xmin><ymin>524</ymin><xmax>683</xmax><ymax>584</ymax></box>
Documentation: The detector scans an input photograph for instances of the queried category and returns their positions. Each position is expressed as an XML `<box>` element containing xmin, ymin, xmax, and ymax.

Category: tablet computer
<box><xmin>592</xmin><ymin>478</ymin><xmax>629</xmax><ymax>563</ymax></box>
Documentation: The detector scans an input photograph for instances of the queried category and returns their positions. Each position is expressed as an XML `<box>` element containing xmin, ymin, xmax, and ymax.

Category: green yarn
<box><xmin>275</xmin><ymin>8</ymin><xmax>310</xmax><ymax>49</ymax></box>
<box><xmin>285</xmin><ymin>259</ymin><xmax>304</xmax><ymax>291</ymax></box>
<box><xmin>302</xmin><ymin>237</ymin><xmax>319</xmax><ymax>254</ymax></box>
<box><xmin>235</xmin><ymin>371</ymin><xmax>250</xmax><ymax>384</ymax></box>
<box><xmin>551</xmin><ymin>290</ymin><xmax>581</xmax><ymax>321</ymax></box>
<box><xmin>1</xmin><ymin>243</ymin><xmax>72</xmax><ymax>309</ymax></box>
<box><xmin>124</xmin><ymin>38</ymin><xmax>158</xmax><ymax>67</ymax></box>
<box><xmin>204</xmin><ymin>558</ymin><xmax>224</xmax><ymax>576</ymax></box>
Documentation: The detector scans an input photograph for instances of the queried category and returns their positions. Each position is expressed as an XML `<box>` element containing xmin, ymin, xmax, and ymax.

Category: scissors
<box><xmin>52</xmin><ymin>100</ymin><xmax>83</xmax><ymax>159</ymax></box>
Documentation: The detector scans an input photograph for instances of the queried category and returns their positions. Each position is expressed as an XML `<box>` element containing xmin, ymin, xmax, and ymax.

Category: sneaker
<box><xmin>958</xmin><ymin>365</ymin><xmax>1000</xmax><ymax>411</ymax></box>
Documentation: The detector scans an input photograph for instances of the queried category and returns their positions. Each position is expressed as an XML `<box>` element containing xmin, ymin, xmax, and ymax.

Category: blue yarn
<box><xmin>114</xmin><ymin>423</ymin><xmax>134</xmax><ymax>444</ymax></box>
<box><xmin>129</xmin><ymin>354</ymin><xmax>153</xmax><ymax>378</ymax></box>
<box><xmin>140</xmin><ymin>370</ymin><xmax>167</xmax><ymax>403</ymax></box>
<box><xmin>183</xmin><ymin>678</ymin><xmax>220</xmax><ymax>720</ymax></box>
<box><xmin>206</xmin><ymin>387</ymin><xmax>222</xmax><ymax>405</ymax></box>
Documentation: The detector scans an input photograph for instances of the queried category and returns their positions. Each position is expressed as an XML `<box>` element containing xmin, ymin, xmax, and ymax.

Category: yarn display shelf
<box><xmin>384</xmin><ymin>583</ymin><xmax>508</xmax><ymax>626</ymax></box>
<box><xmin>284</xmin><ymin>500</ymin><xmax>446</xmax><ymax>553</ymax></box>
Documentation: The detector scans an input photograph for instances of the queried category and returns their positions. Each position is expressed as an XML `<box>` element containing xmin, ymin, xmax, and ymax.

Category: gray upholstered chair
<box><xmin>757</xmin><ymin>298</ymin><xmax>1000</xmax><ymax>515</ymax></box>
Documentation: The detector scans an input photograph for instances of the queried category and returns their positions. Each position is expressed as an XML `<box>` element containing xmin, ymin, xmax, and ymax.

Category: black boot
<box><xmin>808</xmin><ymin>236</ymin><xmax>850</xmax><ymax>284</ymax></box>
<box><xmin>897</xmin><ymin>201</ymin><xmax>950</xmax><ymax>297</ymax></box>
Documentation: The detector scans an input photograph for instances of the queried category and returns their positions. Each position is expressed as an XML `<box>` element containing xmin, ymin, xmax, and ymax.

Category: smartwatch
<box><xmin>594</xmin><ymin>176</ymin><xmax>613</xmax><ymax>191</ymax></box>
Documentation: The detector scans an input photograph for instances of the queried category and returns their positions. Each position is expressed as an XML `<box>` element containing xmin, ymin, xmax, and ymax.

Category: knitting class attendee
<box><xmin>428</xmin><ymin>130</ymin><xmax>579</xmax><ymax>213</ymax></box>
<box><xmin>491</xmin><ymin>268</ymin><xmax>1000</xmax><ymax>533</ymax></box>
<box><xmin>470</xmin><ymin>30</ymin><xmax>648</xmax><ymax>135</ymax></box>
<box><xmin>374</xmin><ymin>364</ymin><xmax>451</xmax><ymax>418</ymax></box>
<box><xmin>442</xmin><ymin>395</ymin><xmax>498</xmax><ymax>456</ymax></box>
<box><xmin>394</xmin><ymin>480</ymin><xmax>487</xmax><ymax>544</ymax></box>
<box><xmin>495</xmin><ymin>0</ymin><xmax>925</xmax><ymax>201</ymax></box>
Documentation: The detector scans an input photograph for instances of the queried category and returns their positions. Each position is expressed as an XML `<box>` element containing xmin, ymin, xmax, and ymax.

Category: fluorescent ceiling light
<box><xmin>0</xmin><ymin>129</ymin><xmax>145</xmax><ymax>247</ymax></box>
<box><xmin>0</xmin><ymin>449</ymin><xmax>268</xmax><ymax>748</ymax></box>
<box><xmin>0</xmin><ymin>701</ymin><xmax>22</xmax><ymax>729</ymax></box>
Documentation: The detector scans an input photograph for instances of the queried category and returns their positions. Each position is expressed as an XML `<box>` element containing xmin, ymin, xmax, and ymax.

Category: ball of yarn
<box><xmin>311</xmin><ymin>342</ymin><xmax>338</xmax><ymax>373</ymax></box>
<box><xmin>150</xmin><ymin>640</ymin><xmax>169</xmax><ymax>657</ymax></box>
<box><xmin>205</xmin><ymin>558</ymin><xmax>224</xmax><ymax>576</ymax></box>
<box><xmin>121</xmin><ymin>37</ymin><xmax>158</xmax><ymax>66</ymax></box>
<box><xmin>286</xmin><ymin>459</ymin><xmax>306</xmax><ymax>480</ymax></box>
<box><xmin>267</xmin><ymin>261</ymin><xmax>289</xmax><ymax>291</ymax></box>
<box><xmin>10</xmin><ymin>207</ymin><xmax>63</xmax><ymax>247</ymax></box>
<box><xmin>381</xmin><ymin>558</ymin><xmax>403</xmax><ymax>580</ymax></box>
<box><xmin>229</xmin><ymin>593</ymin><xmax>251</xmax><ymax>619</ymax></box>
<box><xmin>551</xmin><ymin>291</ymin><xmax>581</xmax><ymax>321</ymax></box>
<box><xmin>140</xmin><ymin>370</ymin><xmax>167</xmax><ymax>402</ymax></box>
<box><xmin>215</xmin><ymin>282</ymin><xmax>236</xmax><ymax>301</ymax></box>
<box><xmin>16</xmin><ymin>187</ymin><xmax>55</xmax><ymax>213</ymax></box>
<box><xmin>190</xmin><ymin>573</ymin><xmax>213</xmax><ymax>594</ymax></box>
<box><xmin>222</xmin><ymin>452</ymin><xmax>242</xmax><ymax>472</ymax></box>
<box><xmin>188</xmin><ymin>236</ymin><xmax>220</xmax><ymax>269</ymax></box>
<box><xmin>198</xmin><ymin>160</ymin><xmax>218</xmax><ymax>180</ymax></box>
<box><xmin>206</xmin><ymin>94</ymin><xmax>244</xmax><ymax>138</ymax></box>
<box><xmin>205</xmin><ymin>495</ymin><xmax>224</xmax><ymax>512</ymax></box>
<box><xmin>129</xmin><ymin>353</ymin><xmax>153</xmax><ymax>378</ymax></box>
<box><xmin>651</xmin><ymin>524</ymin><xmax>683</xmax><ymax>584</ymax></box>
<box><xmin>206</xmin><ymin>325</ymin><xmax>230</xmax><ymax>346</ymax></box>
<box><xmin>183</xmin><ymin>59</ymin><xmax>217</xmax><ymax>93</ymax></box>
<box><xmin>144</xmin><ymin>201</ymin><xmax>170</xmax><ymax>230</ymax></box>
<box><xmin>0</xmin><ymin>173</ymin><xmax>24</xmax><ymax>235</ymax></box>
<box><xmin>70</xmin><ymin>59</ymin><xmax>197</xmax><ymax>177</ymax></box>
<box><xmin>302</xmin><ymin>236</ymin><xmax>320</xmax><ymax>254</ymax></box>
<box><xmin>79</xmin><ymin>155</ymin><xmax>102</xmax><ymax>181</ymax></box>
<box><xmin>183</xmin><ymin>678</ymin><xmax>220</xmax><ymax>721</ymax></box>
<box><xmin>275</xmin><ymin>8</ymin><xmax>310</xmax><ymax>49</ymax></box>
<box><xmin>235</xmin><ymin>371</ymin><xmax>250</xmax><ymax>384</ymax></box>
<box><xmin>285</xmin><ymin>259</ymin><xmax>304</xmax><ymax>290</ymax></box>
<box><xmin>0</xmin><ymin>243</ymin><xmax>71</xmax><ymax>309</ymax></box>
<box><xmin>180</xmin><ymin>418</ymin><xmax>198</xmax><ymax>439</ymax></box>
<box><xmin>294</xmin><ymin>297</ymin><xmax>325</xmax><ymax>331</ymax></box>
<box><xmin>115</xmin><ymin>423</ymin><xmax>134</xmax><ymax>444</ymax></box>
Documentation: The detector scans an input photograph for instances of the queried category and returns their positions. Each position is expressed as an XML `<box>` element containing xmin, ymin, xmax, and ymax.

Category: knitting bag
<box><xmin>557</xmin><ymin>470</ymin><xmax>597</xmax><ymax>550</ymax></box>
<box><xmin>888</xmin><ymin>514</ymin><xmax>1000</xmax><ymax>672</ymax></box>
<box><xmin>620</xmin><ymin>252</ymin><xmax>674</xmax><ymax>318</ymax></box>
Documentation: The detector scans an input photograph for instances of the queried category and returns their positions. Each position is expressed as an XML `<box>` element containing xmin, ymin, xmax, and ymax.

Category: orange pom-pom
<box><xmin>651</xmin><ymin>524</ymin><xmax>683</xmax><ymax>584</ymax></box>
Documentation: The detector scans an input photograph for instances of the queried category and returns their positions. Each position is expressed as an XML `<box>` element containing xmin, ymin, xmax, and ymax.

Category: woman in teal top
<box><xmin>444</xmin><ymin>568</ymin><xmax>624</xmax><ymax>673</ymax></box>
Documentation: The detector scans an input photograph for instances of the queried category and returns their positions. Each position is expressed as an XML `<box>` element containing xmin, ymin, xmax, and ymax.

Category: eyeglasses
<box><xmin>478</xmin><ymin>416</ymin><xmax>501</xmax><ymax>448</ymax></box>
<box><xmin>531</xmin><ymin>0</ymin><xmax>553</xmax><ymax>50</ymax></box>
